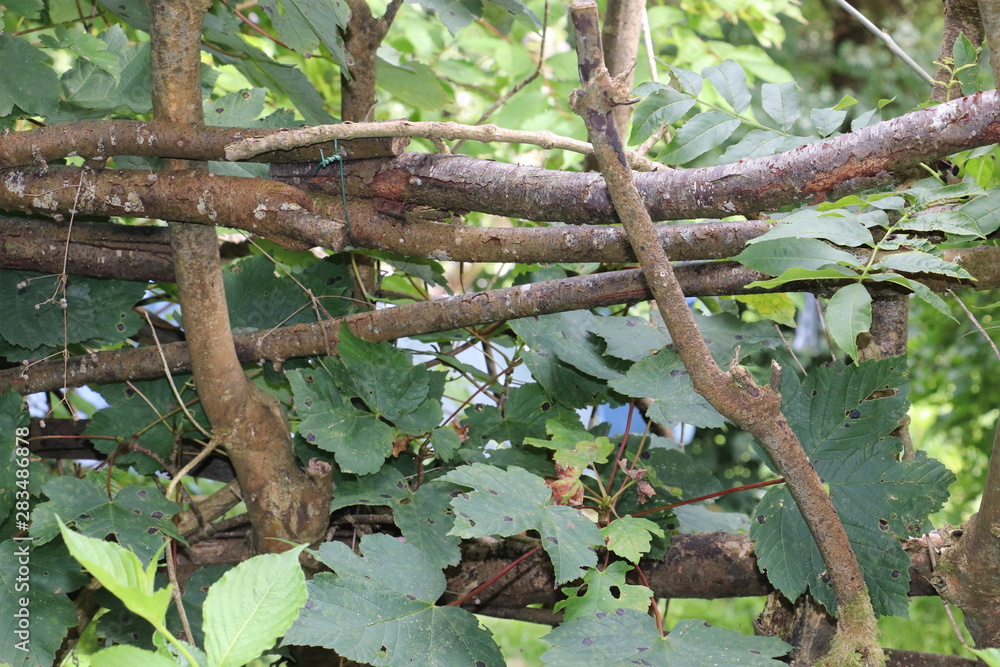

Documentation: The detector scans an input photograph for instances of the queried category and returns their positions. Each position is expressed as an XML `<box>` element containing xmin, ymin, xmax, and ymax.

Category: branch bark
<box><xmin>0</xmin><ymin>120</ymin><xmax>406</xmax><ymax>170</ymax></box>
<box><xmin>5</xmin><ymin>244</ymin><xmax>998</xmax><ymax>396</ymax></box>
<box><xmin>568</xmin><ymin>2</ymin><xmax>882</xmax><ymax>663</ymax></box>
<box><xmin>932</xmin><ymin>0</ymin><xmax>983</xmax><ymax>102</ymax></box>
<box><xmin>270</xmin><ymin>90</ymin><xmax>1000</xmax><ymax>222</ymax></box>
<box><xmin>149</xmin><ymin>0</ymin><xmax>330</xmax><ymax>555</ymax></box>
<box><xmin>0</xmin><ymin>167</ymin><xmax>344</xmax><ymax>251</ymax></box>
<box><xmin>934</xmin><ymin>417</ymin><xmax>1000</xmax><ymax>646</ymax></box>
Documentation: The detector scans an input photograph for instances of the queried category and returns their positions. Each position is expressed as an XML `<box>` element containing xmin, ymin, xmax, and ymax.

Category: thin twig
<box><xmin>225</xmin><ymin>117</ymin><xmax>662</xmax><ymax>170</ymax></box>
<box><xmin>775</xmin><ymin>324</ymin><xmax>808</xmax><ymax>376</ymax></box>
<box><xmin>949</xmin><ymin>289</ymin><xmax>1000</xmax><ymax>361</ymax></box>
<box><xmin>454</xmin><ymin>0</ymin><xmax>551</xmax><ymax>153</ymax></box>
<box><xmin>834</xmin><ymin>0</ymin><xmax>934</xmax><ymax>85</ymax></box>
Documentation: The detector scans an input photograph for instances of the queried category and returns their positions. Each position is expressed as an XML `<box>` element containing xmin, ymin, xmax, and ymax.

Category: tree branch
<box><xmin>0</xmin><ymin>120</ymin><xmax>406</xmax><ymax>170</ymax></box>
<box><xmin>272</xmin><ymin>91</ymin><xmax>1000</xmax><ymax>223</ymax></box>
<box><xmin>932</xmin><ymin>0</ymin><xmax>983</xmax><ymax>102</ymax></box>
<box><xmin>0</xmin><ymin>167</ymin><xmax>345</xmax><ymax>251</ymax></box>
<box><xmin>4</xmin><ymin>244</ymin><xmax>998</xmax><ymax>395</ymax></box>
<box><xmin>149</xmin><ymin>0</ymin><xmax>331</xmax><ymax>555</ymax></box>
<box><xmin>568</xmin><ymin>2</ymin><xmax>882</xmax><ymax>663</ymax></box>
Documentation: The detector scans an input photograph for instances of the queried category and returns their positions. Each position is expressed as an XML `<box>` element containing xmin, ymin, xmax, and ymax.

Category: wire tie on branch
<box><xmin>314</xmin><ymin>140</ymin><xmax>351</xmax><ymax>232</ymax></box>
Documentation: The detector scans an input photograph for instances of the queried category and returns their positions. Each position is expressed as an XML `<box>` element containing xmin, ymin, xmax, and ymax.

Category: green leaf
<box><xmin>289</xmin><ymin>361</ymin><xmax>394</xmax><ymax>475</ymax></box>
<box><xmin>377</xmin><ymin>58</ymin><xmax>452</xmax><ymax>110</ymax></box>
<box><xmin>59</xmin><ymin>521</ymin><xmax>173</xmax><ymax>629</ymax></box>
<box><xmin>751</xmin><ymin>359</ymin><xmax>954</xmax><ymax>616</ymax></box>
<box><xmin>601</xmin><ymin>516</ymin><xmax>664</xmax><ymax>563</ymax></box>
<box><xmin>893</xmin><ymin>210</ymin><xmax>984</xmax><ymax>238</ymax></box>
<box><xmin>406</xmin><ymin>0</ymin><xmax>478</xmax><ymax>33</ymax></box>
<box><xmin>735</xmin><ymin>293</ymin><xmax>797</xmax><ymax>327</ymax></box>
<box><xmin>84</xmin><ymin>376</ymin><xmax>207</xmax><ymax>474</ymax></box>
<box><xmin>0</xmin><ymin>270</ymin><xmax>145</xmax><ymax>360</ymax></box>
<box><xmin>703</xmin><ymin>59</ymin><xmax>751</xmax><ymax>114</ymax></box>
<box><xmin>327</xmin><ymin>467</ymin><xmax>462</xmax><ymax>570</ymax></box>
<box><xmin>284</xmin><ymin>534</ymin><xmax>505</xmax><ymax>666</ymax></box>
<box><xmin>91</xmin><ymin>645</ymin><xmax>179</xmax><ymax>667</ymax></box>
<box><xmin>31</xmin><ymin>476</ymin><xmax>180</xmax><ymax>563</ymax></box>
<box><xmin>259</xmin><ymin>0</ymin><xmax>351</xmax><ymax>68</ymax></box>
<box><xmin>826</xmin><ymin>283</ymin><xmax>872</xmax><ymax>360</ymax></box>
<box><xmin>662</xmin><ymin>111</ymin><xmax>741</xmax><ymax>165</ymax></box>
<box><xmin>914</xmin><ymin>182</ymin><xmax>986</xmax><ymax>207</ymax></box>
<box><xmin>554</xmin><ymin>561</ymin><xmax>652</xmax><ymax>620</ymax></box>
<box><xmin>204</xmin><ymin>88</ymin><xmax>267</xmax><ymax>127</ymax></box>
<box><xmin>874</xmin><ymin>251</ymin><xmax>974</xmax><ymax>280</ymax></box>
<box><xmin>441</xmin><ymin>464</ymin><xmax>603</xmax><ymax>583</ymax></box>
<box><xmin>0</xmin><ymin>34</ymin><xmax>60</xmax><ymax>117</ymax></box>
<box><xmin>586</xmin><ymin>315</ymin><xmax>671</xmax><ymax>362</ymax></box>
<box><xmin>736</xmin><ymin>237</ymin><xmax>862</xmax><ymax>276</ymax></box>
<box><xmin>224</xmin><ymin>256</ymin><xmax>354</xmax><ymax>332</ymax></box>
<box><xmin>0</xmin><ymin>540</ymin><xmax>82</xmax><ymax>667</ymax></box>
<box><xmin>907</xmin><ymin>280</ymin><xmax>958</xmax><ymax>323</ymax></box>
<box><xmin>747</xmin><ymin>214</ymin><xmax>874</xmax><ymax>248</ymax></box>
<box><xmin>462</xmin><ymin>383</ymin><xmax>580</xmax><ymax>449</ymax></box>
<box><xmin>338</xmin><ymin>327</ymin><xmax>433</xmax><ymax>421</ymax></box>
<box><xmin>204</xmin><ymin>545</ymin><xmax>308</xmax><ymax>667</ymax></box>
<box><xmin>744</xmin><ymin>265</ymin><xmax>858</xmax><ymax>290</ymax></box>
<box><xmin>204</xmin><ymin>25</ymin><xmax>336</xmax><ymax>125</ymax></box>
<box><xmin>96</xmin><ymin>0</ymin><xmax>150</xmax><ymax>30</ymax></box>
<box><xmin>668</xmin><ymin>65</ymin><xmax>703</xmax><ymax>96</ymax></box>
<box><xmin>521</xmin><ymin>349</ymin><xmax>610</xmax><ymax>409</ymax></box>
<box><xmin>629</xmin><ymin>84</ymin><xmax>697</xmax><ymax>145</ymax></box>
<box><xmin>761</xmin><ymin>81</ymin><xmax>800</xmax><ymax>131</ymax></box>
<box><xmin>960</xmin><ymin>192</ymin><xmax>1000</xmax><ymax>235</ymax></box>
<box><xmin>430</xmin><ymin>426</ymin><xmax>463</xmax><ymax>462</ymax></box>
<box><xmin>525</xmin><ymin>421</ymin><xmax>614</xmax><ymax>469</ymax></box>
<box><xmin>60</xmin><ymin>26</ymin><xmax>151</xmax><ymax>113</ymax></box>
<box><xmin>363</xmin><ymin>250</ymin><xmax>451</xmax><ymax>293</ymax></box>
<box><xmin>40</xmin><ymin>26</ymin><xmax>120</xmax><ymax>80</ymax></box>
<box><xmin>2</xmin><ymin>0</ymin><xmax>42</xmax><ymax>19</ymax></box>
<box><xmin>810</xmin><ymin>105</ymin><xmax>847</xmax><ymax>137</ymax></box>
<box><xmin>541</xmin><ymin>614</ymin><xmax>790</xmax><ymax>666</ymax></box>
<box><xmin>511</xmin><ymin>311</ymin><xmax>631</xmax><ymax>381</ymax></box>
<box><xmin>612</xmin><ymin>348</ymin><xmax>726</xmax><ymax>428</ymax></box>
<box><xmin>972</xmin><ymin>648</ymin><xmax>1000</xmax><ymax>667</ymax></box>
<box><xmin>720</xmin><ymin>130</ymin><xmax>809</xmax><ymax>163</ymax></box>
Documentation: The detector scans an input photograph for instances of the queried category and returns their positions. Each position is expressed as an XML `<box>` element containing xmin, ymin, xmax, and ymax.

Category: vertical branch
<box><xmin>977</xmin><ymin>0</ymin><xmax>1000</xmax><ymax>85</ymax></box>
<box><xmin>599</xmin><ymin>0</ymin><xmax>644</xmax><ymax>140</ymax></box>
<box><xmin>567</xmin><ymin>2</ymin><xmax>883</xmax><ymax>664</ymax></box>
<box><xmin>339</xmin><ymin>0</ymin><xmax>402</xmax><ymax>303</ymax></box>
<box><xmin>341</xmin><ymin>0</ymin><xmax>403</xmax><ymax>122</ymax></box>
<box><xmin>149</xmin><ymin>0</ymin><xmax>331</xmax><ymax>554</ymax></box>
<box><xmin>932</xmin><ymin>0</ymin><xmax>984</xmax><ymax>102</ymax></box>
<box><xmin>935</xmin><ymin>418</ymin><xmax>1000</xmax><ymax>646</ymax></box>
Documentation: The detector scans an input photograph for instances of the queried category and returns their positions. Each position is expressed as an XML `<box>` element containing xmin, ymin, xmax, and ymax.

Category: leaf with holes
<box><xmin>283</xmin><ymin>534</ymin><xmax>504</xmax><ymax>666</ymax></box>
<box><xmin>441</xmin><ymin>464</ymin><xmax>603</xmax><ymax>584</ymax></box>
<box><xmin>541</xmin><ymin>614</ymin><xmax>790</xmax><ymax>666</ymax></box>
<box><xmin>750</xmin><ymin>358</ymin><xmax>953</xmax><ymax>616</ymax></box>
<box><xmin>554</xmin><ymin>561</ymin><xmax>652</xmax><ymax>621</ymax></box>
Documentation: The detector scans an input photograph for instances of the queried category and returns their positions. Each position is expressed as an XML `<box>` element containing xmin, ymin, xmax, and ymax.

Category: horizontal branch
<box><xmin>0</xmin><ymin>120</ymin><xmax>406</xmax><ymax>169</ymax></box>
<box><xmin>0</xmin><ymin>215</ymin><xmax>174</xmax><ymax>281</ymax></box>
<box><xmin>346</xmin><ymin>200</ymin><xmax>770</xmax><ymax>263</ymax></box>
<box><xmin>224</xmin><ymin>118</ymin><xmax>664</xmax><ymax>171</ymax></box>
<box><xmin>5</xmin><ymin>246</ymin><xmax>997</xmax><ymax>395</ymax></box>
<box><xmin>175</xmin><ymin>528</ymin><xmax>939</xmax><ymax>612</ymax></box>
<box><xmin>0</xmin><ymin>167</ymin><xmax>345</xmax><ymax>251</ymax></box>
<box><xmin>274</xmin><ymin>90</ymin><xmax>1000</xmax><ymax>222</ymax></box>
